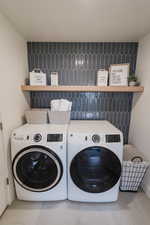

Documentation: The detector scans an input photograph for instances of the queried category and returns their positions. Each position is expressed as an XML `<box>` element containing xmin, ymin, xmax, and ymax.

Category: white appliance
<box><xmin>11</xmin><ymin>124</ymin><xmax>68</xmax><ymax>201</ymax></box>
<box><xmin>68</xmin><ymin>120</ymin><xmax>123</xmax><ymax>202</ymax></box>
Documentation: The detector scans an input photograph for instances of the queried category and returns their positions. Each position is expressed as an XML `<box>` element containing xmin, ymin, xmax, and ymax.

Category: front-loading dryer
<box><xmin>68</xmin><ymin>120</ymin><xmax>123</xmax><ymax>202</ymax></box>
<box><xmin>11</xmin><ymin>124</ymin><xmax>68</xmax><ymax>201</ymax></box>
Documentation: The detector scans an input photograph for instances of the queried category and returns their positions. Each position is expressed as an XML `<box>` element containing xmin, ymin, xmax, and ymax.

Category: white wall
<box><xmin>129</xmin><ymin>33</ymin><xmax>150</xmax><ymax>197</ymax></box>
<box><xmin>0</xmin><ymin>12</ymin><xmax>29</xmax><ymax>204</ymax></box>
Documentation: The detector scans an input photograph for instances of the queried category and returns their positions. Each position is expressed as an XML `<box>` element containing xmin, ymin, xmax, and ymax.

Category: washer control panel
<box><xmin>92</xmin><ymin>134</ymin><xmax>100</xmax><ymax>143</ymax></box>
<box><xmin>33</xmin><ymin>133</ymin><xmax>42</xmax><ymax>142</ymax></box>
<box><xmin>47</xmin><ymin>134</ymin><xmax>63</xmax><ymax>142</ymax></box>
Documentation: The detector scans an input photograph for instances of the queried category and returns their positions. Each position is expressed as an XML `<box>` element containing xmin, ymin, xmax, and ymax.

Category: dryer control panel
<box><xmin>106</xmin><ymin>134</ymin><xmax>121</xmax><ymax>143</ymax></box>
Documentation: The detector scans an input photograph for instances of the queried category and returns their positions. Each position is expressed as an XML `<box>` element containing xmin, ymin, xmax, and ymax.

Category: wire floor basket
<box><xmin>120</xmin><ymin>159</ymin><xmax>149</xmax><ymax>192</ymax></box>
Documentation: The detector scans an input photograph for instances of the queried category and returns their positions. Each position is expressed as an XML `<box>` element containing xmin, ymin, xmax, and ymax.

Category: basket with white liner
<box><xmin>120</xmin><ymin>145</ymin><xmax>149</xmax><ymax>192</ymax></box>
<box><xmin>48</xmin><ymin>99</ymin><xmax>72</xmax><ymax>124</ymax></box>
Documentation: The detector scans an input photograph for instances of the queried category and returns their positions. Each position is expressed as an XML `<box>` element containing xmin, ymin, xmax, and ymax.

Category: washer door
<box><xmin>12</xmin><ymin>146</ymin><xmax>63</xmax><ymax>192</ymax></box>
<box><xmin>70</xmin><ymin>146</ymin><xmax>121</xmax><ymax>193</ymax></box>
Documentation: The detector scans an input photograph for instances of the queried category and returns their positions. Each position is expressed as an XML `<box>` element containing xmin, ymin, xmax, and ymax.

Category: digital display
<box><xmin>47</xmin><ymin>134</ymin><xmax>63</xmax><ymax>142</ymax></box>
<box><xmin>106</xmin><ymin>134</ymin><xmax>121</xmax><ymax>143</ymax></box>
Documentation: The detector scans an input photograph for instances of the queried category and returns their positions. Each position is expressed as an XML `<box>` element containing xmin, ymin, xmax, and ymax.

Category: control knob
<box><xmin>92</xmin><ymin>134</ymin><xmax>100</xmax><ymax>143</ymax></box>
<box><xmin>34</xmin><ymin>133</ymin><xmax>42</xmax><ymax>142</ymax></box>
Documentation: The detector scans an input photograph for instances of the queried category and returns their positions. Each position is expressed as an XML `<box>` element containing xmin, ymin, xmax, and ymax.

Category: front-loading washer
<box><xmin>67</xmin><ymin>120</ymin><xmax>123</xmax><ymax>202</ymax></box>
<box><xmin>11</xmin><ymin>124</ymin><xmax>68</xmax><ymax>201</ymax></box>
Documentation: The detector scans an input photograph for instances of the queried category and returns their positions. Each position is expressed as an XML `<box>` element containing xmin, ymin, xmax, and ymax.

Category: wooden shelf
<box><xmin>21</xmin><ymin>85</ymin><xmax>144</xmax><ymax>93</ymax></box>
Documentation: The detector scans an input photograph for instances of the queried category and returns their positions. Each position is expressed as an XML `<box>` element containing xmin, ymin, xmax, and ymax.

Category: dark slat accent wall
<box><xmin>27</xmin><ymin>42</ymin><xmax>138</xmax><ymax>143</ymax></box>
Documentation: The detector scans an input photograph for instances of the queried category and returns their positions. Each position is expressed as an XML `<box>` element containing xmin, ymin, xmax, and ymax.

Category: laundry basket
<box><xmin>120</xmin><ymin>145</ymin><xmax>149</xmax><ymax>192</ymax></box>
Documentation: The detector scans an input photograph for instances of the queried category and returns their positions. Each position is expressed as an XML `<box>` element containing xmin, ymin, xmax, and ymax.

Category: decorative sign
<box><xmin>109</xmin><ymin>64</ymin><xmax>129</xmax><ymax>86</ymax></box>
<box><xmin>97</xmin><ymin>69</ymin><xmax>108</xmax><ymax>86</ymax></box>
<box><xmin>51</xmin><ymin>72</ymin><xmax>59</xmax><ymax>86</ymax></box>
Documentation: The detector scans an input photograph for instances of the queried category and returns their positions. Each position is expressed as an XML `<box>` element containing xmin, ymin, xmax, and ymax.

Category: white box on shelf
<box><xmin>109</xmin><ymin>64</ymin><xmax>129</xmax><ymax>86</ymax></box>
<box><xmin>97</xmin><ymin>69</ymin><xmax>108</xmax><ymax>86</ymax></box>
<box><xmin>51</xmin><ymin>72</ymin><xmax>59</xmax><ymax>86</ymax></box>
<box><xmin>30</xmin><ymin>69</ymin><xmax>46</xmax><ymax>86</ymax></box>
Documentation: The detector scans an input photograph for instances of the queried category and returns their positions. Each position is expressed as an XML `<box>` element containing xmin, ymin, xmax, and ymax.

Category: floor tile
<box><xmin>0</xmin><ymin>192</ymin><xmax>150</xmax><ymax>225</ymax></box>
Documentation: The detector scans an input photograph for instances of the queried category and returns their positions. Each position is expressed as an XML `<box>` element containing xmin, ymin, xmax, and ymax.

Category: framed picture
<box><xmin>109</xmin><ymin>64</ymin><xmax>129</xmax><ymax>86</ymax></box>
<box><xmin>97</xmin><ymin>69</ymin><xmax>108</xmax><ymax>86</ymax></box>
<box><xmin>51</xmin><ymin>72</ymin><xmax>58</xmax><ymax>86</ymax></box>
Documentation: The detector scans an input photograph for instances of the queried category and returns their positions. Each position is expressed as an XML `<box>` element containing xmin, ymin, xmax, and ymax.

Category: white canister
<box><xmin>30</xmin><ymin>69</ymin><xmax>46</xmax><ymax>86</ymax></box>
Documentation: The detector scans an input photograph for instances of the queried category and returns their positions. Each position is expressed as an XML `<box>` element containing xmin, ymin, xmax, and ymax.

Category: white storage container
<box><xmin>30</xmin><ymin>69</ymin><xmax>46</xmax><ymax>86</ymax></box>
<box><xmin>25</xmin><ymin>110</ymin><xmax>48</xmax><ymax>124</ymax></box>
<box><xmin>48</xmin><ymin>111</ymin><xmax>71</xmax><ymax>124</ymax></box>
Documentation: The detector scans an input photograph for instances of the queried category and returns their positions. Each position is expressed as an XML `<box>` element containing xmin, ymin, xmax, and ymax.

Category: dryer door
<box><xmin>12</xmin><ymin>146</ymin><xmax>63</xmax><ymax>192</ymax></box>
<box><xmin>70</xmin><ymin>146</ymin><xmax>121</xmax><ymax>193</ymax></box>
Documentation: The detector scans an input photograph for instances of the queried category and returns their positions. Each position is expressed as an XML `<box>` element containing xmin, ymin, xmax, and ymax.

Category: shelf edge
<box><xmin>21</xmin><ymin>85</ymin><xmax>144</xmax><ymax>93</ymax></box>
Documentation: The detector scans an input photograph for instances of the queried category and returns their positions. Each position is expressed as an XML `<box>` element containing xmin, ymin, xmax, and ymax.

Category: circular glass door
<box><xmin>70</xmin><ymin>146</ymin><xmax>121</xmax><ymax>193</ymax></box>
<box><xmin>12</xmin><ymin>146</ymin><xmax>63</xmax><ymax>192</ymax></box>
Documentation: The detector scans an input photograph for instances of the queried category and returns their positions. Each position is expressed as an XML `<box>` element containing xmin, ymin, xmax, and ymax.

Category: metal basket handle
<box><xmin>131</xmin><ymin>156</ymin><xmax>143</xmax><ymax>162</ymax></box>
<box><xmin>32</xmin><ymin>68</ymin><xmax>42</xmax><ymax>73</ymax></box>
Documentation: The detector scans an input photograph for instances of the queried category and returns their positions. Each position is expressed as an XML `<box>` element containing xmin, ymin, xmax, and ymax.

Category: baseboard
<box><xmin>142</xmin><ymin>184</ymin><xmax>150</xmax><ymax>199</ymax></box>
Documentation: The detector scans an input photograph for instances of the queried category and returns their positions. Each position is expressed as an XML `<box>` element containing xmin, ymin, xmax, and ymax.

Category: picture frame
<box><xmin>51</xmin><ymin>72</ymin><xmax>59</xmax><ymax>86</ymax></box>
<box><xmin>109</xmin><ymin>63</ymin><xmax>130</xmax><ymax>86</ymax></box>
<box><xmin>97</xmin><ymin>69</ymin><xmax>108</xmax><ymax>86</ymax></box>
